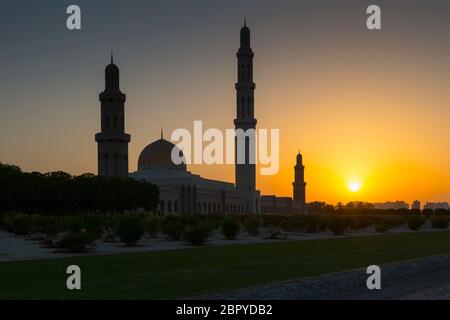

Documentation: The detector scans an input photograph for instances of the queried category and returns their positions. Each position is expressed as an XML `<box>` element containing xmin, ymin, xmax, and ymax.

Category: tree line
<box><xmin>0</xmin><ymin>163</ymin><xmax>159</xmax><ymax>214</ymax></box>
<box><xmin>307</xmin><ymin>201</ymin><xmax>448</xmax><ymax>216</ymax></box>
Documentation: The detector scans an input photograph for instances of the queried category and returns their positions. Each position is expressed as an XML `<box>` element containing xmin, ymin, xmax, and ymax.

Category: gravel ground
<box><xmin>197</xmin><ymin>254</ymin><xmax>450</xmax><ymax>300</ymax></box>
<box><xmin>0</xmin><ymin>222</ymin><xmax>447</xmax><ymax>262</ymax></box>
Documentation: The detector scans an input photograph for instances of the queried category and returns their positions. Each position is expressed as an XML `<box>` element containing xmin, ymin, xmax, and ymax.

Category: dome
<box><xmin>138</xmin><ymin>138</ymin><xmax>186</xmax><ymax>171</ymax></box>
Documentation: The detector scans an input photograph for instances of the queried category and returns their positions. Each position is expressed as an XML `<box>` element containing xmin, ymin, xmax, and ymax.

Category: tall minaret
<box><xmin>293</xmin><ymin>152</ymin><xmax>306</xmax><ymax>213</ymax></box>
<box><xmin>234</xmin><ymin>20</ymin><xmax>257</xmax><ymax>192</ymax></box>
<box><xmin>95</xmin><ymin>54</ymin><xmax>130</xmax><ymax>178</ymax></box>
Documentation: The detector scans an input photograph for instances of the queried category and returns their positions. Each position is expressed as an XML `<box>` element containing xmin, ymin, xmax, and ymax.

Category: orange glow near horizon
<box><xmin>1</xmin><ymin>14</ymin><xmax>450</xmax><ymax>206</ymax></box>
<box><xmin>3</xmin><ymin>60</ymin><xmax>450</xmax><ymax>206</ymax></box>
<box><xmin>181</xmin><ymin>57</ymin><xmax>450</xmax><ymax>205</ymax></box>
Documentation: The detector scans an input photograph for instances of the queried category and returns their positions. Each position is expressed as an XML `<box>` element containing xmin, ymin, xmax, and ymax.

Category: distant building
<box><xmin>373</xmin><ymin>201</ymin><xmax>409</xmax><ymax>210</ymax></box>
<box><xmin>260</xmin><ymin>196</ymin><xmax>295</xmax><ymax>215</ymax></box>
<box><xmin>411</xmin><ymin>200</ymin><xmax>421</xmax><ymax>210</ymax></box>
<box><xmin>423</xmin><ymin>202</ymin><xmax>449</xmax><ymax>211</ymax></box>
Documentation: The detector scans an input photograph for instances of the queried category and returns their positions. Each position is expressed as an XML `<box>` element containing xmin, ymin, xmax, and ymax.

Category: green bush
<box><xmin>56</xmin><ymin>232</ymin><xmax>95</xmax><ymax>253</ymax></box>
<box><xmin>208</xmin><ymin>214</ymin><xmax>223</xmax><ymax>230</ymax></box>
<box><xmin>346</xmin><ymin>216</ymin><xmax>361</xmax><ymax>231</ymax></box>
<box><xmin>221</xmin><ymin>216</ymin><xmax>241</xmax><ymax>240</ymax></box>
<box><xmin>162</xmin><ymin>215</ymin><xmax>185</xmax><ymax>241</ymax></box>
<box><xmin>262</xmin><ymin>215</ymin><xmax>285</xmax><ymax>228</ymax></box>
<box><xmin>435</xmin><ymin>208</ymin><xmax>448</xmax><ymax>216</ymax></box>
<box><xmin>63</xmin><ymin>216</ymin><xmax>84</xmax><ymax>233</ymax></box>
<box><xmin>102</xmin><ymin>215</ymin><xmax>121</xmax><ymax>242</ymax></box>
<box><xmin>328</xmin><ymin>215</ymin><xmax>347</xmax><ymax>235</ymax></box>
<box><xmin>383</xmin><ymin>215</ymin><xmax>405</xmax><ymax>228</ymax></box>
<box><xmin>182</xmin><ymin>221</ymin><xmax>213</xmax><ymax>245</ymax></box>
<box><xmin>262</xmin><ymin>215</ymin><xmax>275</xmax><ymax>227</ymax></box>
<box><xmin>144</xmin><ymin>214</ymin><xmax>161</xmax><ymax>238</ymax></box>
<box><xmin>84</xmin><ymin>215</ymin><xmax>104</xmax><ymax>239</ymax></box>
<box><xmin>39</xmin><ymin>216</ymin><xmax>61</xmax><ymax>242</ymax></box>
<box><xmin>0</xmin><ymin>214</ymin><xmax>7</xmax><ymax>230</ymax></box>
<box><xmin>430</xmin><ymin>215</ymin><xmax>448</xmax><ymax>229</ymax></box>
<box><xmin>374</xmin><ymin>222</ymin><xmax>390</xmax><ymax>233</ymax></box>
<box><xmin>304</xmin><ymin>214</ymin><xmax>320</xmax><ymax>233</ymax></box>
<box><xmin>10</xmin><ymin>215</ymin><xmax>33</xmax><ymax>236</ymax></box>
<box><xmin>356</xmin><ymin>215</ymin><xmax>373</xmax><ymax>229</ymax></box>
<box><xmin>264</xmin><ymin>226</ymin><xmax>288</xmax><ymax>240</ymax></box>
<box><xmin>317</xmin><ymin>215</ymin><xmax>328</xmax><ymax>231</ymax></box>
<box><xmin>280</xmin><ymin>216</ymin><xmax>295</xmax><ymax>232</ymax></box>
<box><xmin>117</xmin><ymin>216</ymin><xmax>145</xmax><ymax>246</ymax></box>
<box><xmin>244</xmin><ymin>215</ymin><xmax>262</xmax><ymax>236</ymax></box>
<box><xmin>407</xmin><ymin>215</ymin><xmax>425</xmax><ymax>231</ymax></box>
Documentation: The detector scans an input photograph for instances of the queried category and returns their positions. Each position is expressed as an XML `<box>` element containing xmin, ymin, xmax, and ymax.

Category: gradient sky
<box><xmin>1</xmin><ymin>0</ymin><xmax>449</xmax><ymax>204</ymax></box>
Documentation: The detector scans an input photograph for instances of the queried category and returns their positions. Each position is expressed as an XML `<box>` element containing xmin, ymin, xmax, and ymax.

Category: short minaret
<box><xmin>293</xmin><ymin>152</ymin><xmax>306</xmax><ymax>213</ymax></box>
<box><xmin>95</xmin><ymin>54</ymin><xmax>131</xmax><ymax>177</ymax></box>
<box><xmin>234</xmin><ymin>20</ymin><xmax>257</xmax><ymax>192</ymax></box>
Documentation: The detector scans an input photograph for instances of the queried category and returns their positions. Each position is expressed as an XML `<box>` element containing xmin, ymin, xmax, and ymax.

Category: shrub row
<box><xmin>1</xmin><ymin>211</ymin><xmax>448</xmax><ymax>251</ymax></box>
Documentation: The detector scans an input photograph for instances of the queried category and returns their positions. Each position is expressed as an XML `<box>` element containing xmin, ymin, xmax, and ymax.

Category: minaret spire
<box><xmin>234</xmin><ymin>22</ymin><xmax>258</xmax><ymax>213</ymax></box>
<box><xmin>110</xmin><ymin>49</ymin><xmax>114</xmax><ymax>64</ymax></box>
<box><xmin>293</xmin><ymin>151</ymin><xmax>306</xmax><ymax>213</ymax></box>
<box><xmin>95</xmin><ymin>54</ymin><xmax>130</xmax><ymax>178</ymax></box>
<box><xmin>160</xmin><ymin>127</ymin><xmax>163</xmax><ymax>139</ymax></box>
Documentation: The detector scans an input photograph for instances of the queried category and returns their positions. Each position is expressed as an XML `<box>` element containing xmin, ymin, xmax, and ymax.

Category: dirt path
<box><xmin>198</xmin><ymin>254</ymin><xmax>450</xmax><ymax>300</ymax></box>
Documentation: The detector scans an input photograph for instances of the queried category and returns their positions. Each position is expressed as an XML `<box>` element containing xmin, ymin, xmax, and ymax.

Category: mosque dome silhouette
<box><xmin>137</xmin><ymin>138</ymin><xmax>186</xmax><ymax>171</ymax></box>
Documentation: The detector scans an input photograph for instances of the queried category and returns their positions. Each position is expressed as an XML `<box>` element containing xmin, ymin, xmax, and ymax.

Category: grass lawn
<box><xmin>1</xmin><ymin>230</ymin><xmax>450</xmax><ymax>299</ymax></box>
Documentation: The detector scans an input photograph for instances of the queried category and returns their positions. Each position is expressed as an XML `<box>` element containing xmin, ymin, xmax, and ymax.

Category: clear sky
<box><xmin>1</xmin><ymin>0</ymin><xmax>449</xmax><ymax>204</ymax></box>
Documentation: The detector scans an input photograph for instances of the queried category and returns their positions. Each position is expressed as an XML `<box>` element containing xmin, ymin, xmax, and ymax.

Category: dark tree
<box><xmin>0</xmin><ymin>163</ymin><xmax>159</xmax><ymax>214</ymax></box>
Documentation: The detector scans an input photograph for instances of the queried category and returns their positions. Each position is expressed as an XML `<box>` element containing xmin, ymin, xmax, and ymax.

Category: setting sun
<box><xmin>348</xmin><ymin>181</ymin><xmax>362</xmax><ymax>193</ymax></box>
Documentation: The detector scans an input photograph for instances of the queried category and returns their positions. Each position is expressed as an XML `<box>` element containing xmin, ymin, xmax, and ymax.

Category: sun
<box><xmin>348</xmin><ymin>181</ymin><xmax>362</xmax><ymax>192</ymax></box>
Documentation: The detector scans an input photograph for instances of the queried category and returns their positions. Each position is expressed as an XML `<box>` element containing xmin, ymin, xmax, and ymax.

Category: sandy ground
<box><xmin>198</xmin><ymin>253</ymin><xmax>450</xmax><ymax>300</ymax></box>
<box><xmin>0</xmin><ymin>221</ymin><xmax>447</xmax><ymax>262</ymax></box>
